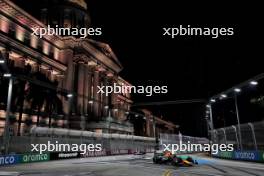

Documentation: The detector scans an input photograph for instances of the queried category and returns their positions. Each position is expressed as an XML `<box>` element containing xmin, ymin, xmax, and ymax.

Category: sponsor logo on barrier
<box><xmin>58</xmin><ymin>152</ymin><xmax>78</xmax><ymax>158</ymax></box>
<box><xmin>218</xmin><ymin>151</ymin><xmax>233</xmax><ymax>159</ymax></box>
<box><xmin>0</xmin><ymin>154</ymin><xmax>19</xmax><ymax>166</ymax></box>
<box><xmin>50</xmin><ymin>152</ymin><xmax>80</xmax><ymax>160</ymax></box>
<box><xmin>213</xmin><ymin>150</ymin><xmax>264</xmax><ymax>162</ymax></box>
<box><xmin>82</xmin><ymin>149</ymin><xmax>106</xmax><ymax>157</ymax></box>
<box><xmin>21</xmin><ymin>153</ymin><xmax>50</xmax><ymax>163</ymax></box>
<box><xmin>260</xmin><ymin>152</ymin><xmax>264</xmax><ymax>162</ymax></box>
<box><xmin>234</xmin><ymin>151</ymin><xmax>258</xmax><ymax>161</ymax></box>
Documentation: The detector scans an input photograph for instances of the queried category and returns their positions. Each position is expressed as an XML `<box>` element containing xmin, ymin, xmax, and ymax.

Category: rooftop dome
<box><xmin>68</xmin><ymin>0</ymin><xmax>87</xmax><ymax>10</ymax></box>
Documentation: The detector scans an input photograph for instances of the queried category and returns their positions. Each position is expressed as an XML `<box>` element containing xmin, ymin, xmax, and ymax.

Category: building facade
<box><xmin>0</xmin><ymin>0</ymin><xmax>133</xmax><ymax>136</ymax></box>
<box><xmin>0</xmin><ymin>0</ymin><xmax>178</xmax><ymax>139</ymax></box>
<box><xmin>141</xmin><ymin>109</ymin><xmax>178</xmax><ymax>137</ymax></box>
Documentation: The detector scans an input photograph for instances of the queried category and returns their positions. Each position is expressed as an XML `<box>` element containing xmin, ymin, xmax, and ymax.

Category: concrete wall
<box><xmin>1</xmin><ymin>135</ymin><xmax>155</xmax><ymax>154</ymax></box>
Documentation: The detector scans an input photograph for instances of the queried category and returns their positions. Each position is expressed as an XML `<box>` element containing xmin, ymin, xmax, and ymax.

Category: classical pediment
<box><xmin>88</xmin><ymin>39</ymin><xmax>123</xmax><ymax>71</ymax></box>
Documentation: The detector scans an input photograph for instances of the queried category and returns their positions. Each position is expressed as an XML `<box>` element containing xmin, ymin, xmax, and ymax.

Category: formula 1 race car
<box><xmin>153</xmin><ymin>150</ymin><xmax>173</xmax><ymax>164</ymax></box>
<box><xmin>171</xmin><ymin>155</ymin><xmax>198</xmax><ymax>166</ymax></box>
<box><xmin>153</xmin><ymin>150</ymin><xmax>198</xmax><ymax>166</ymax></box>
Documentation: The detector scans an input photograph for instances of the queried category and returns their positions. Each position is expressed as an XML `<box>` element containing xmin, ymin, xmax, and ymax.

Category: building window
<box><xmin>0</xmin><ymin>17</ymin><xmax>10</xmax><ymax>33</ymax></box>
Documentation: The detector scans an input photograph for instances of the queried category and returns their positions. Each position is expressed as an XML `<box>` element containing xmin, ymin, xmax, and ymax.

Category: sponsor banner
<box><xmin>82</xmin><ymin>149</ymin><xmax>106</xmax><ymax>157</ymax></box>
<box><xmin>20</xmin><ymin>153</ymin><xmax>50</xmax><ymax>163</ymax></box>
<box><xmin>213</xmin><ymin>150</ymin><xmax>264</xmax><ymax>162</ymax></box>
<box><xmin>218</xmin><ymin>151</ymin><xmax>233</xmax><ymax>159</ymax></box>
<box><xmin>50</xmin><ymin>152</ymin><xmax>80</xmax><ymax>160</ymax></box>
<box><xmin>234</xmin><ymin>151</ymin><xmax>259</xmax><ymax>161</ymax></box>
<box><xmin>0</xmin><ymin>154</ymin><xmax>20</xmax><ymax>166</ymax></box>
<box><xmin>259</xmin><ymin>151</ymin><xmax>264</xmax><ymax>162</ymax></box>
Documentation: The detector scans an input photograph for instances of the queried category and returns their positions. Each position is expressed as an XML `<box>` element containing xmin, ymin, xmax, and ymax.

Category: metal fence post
<box><xmin>221</xmin><ymin>128</ymin><xmax>227</xmax><ymax>145</ymax></box>
<box><xmin>214</xmin><ymin>130</ymin><xmax>218</xmax><ymax>144</ymax></box>
<box><xmin>248</xmin><ymin>123</ymin><xmax>258</xmax><ymax>151</ymax></box>
<box><xmin>234</xmin><ymin>95</ymin><xmax>243</xmax><ymax>151</ymax></box>
<box><xmin>232</xmin><ymin>125</ymin><xmax>240</xmax><ymax>150</ymax></box>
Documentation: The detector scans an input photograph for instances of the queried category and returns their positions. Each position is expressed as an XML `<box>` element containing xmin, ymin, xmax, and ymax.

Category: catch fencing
<box><xmin>159</xmin><ymin>133</ymin><xmax>209</xmax><ymax>154</ymax></box>
<box><xmin>0</xmin><ymin>127</ymin><xmax>155</xmax><ymax>155</ymax></box>
<box><xmin>210</xmin><ymin>121</ymin><xmax>264</xmax><ymax>151</ymax></box>
<box><xmin>210</xmin><ymin>121</ymin><xmax>264</xmax><ymax>162</ymax></box>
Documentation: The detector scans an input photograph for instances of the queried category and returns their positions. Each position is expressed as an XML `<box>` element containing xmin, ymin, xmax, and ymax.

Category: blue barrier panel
<box><xmin>234</xmin><ymin>151</ymin><xmax>259</xmax><ymax>161</ymax></box>
<box><xmin>0</xmin><ymin>154</ymin><xmax>20</xmax><ymax>166</ymax></box>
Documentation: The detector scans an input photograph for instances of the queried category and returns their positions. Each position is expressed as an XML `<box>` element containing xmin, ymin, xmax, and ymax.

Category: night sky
<box><xmin>13</xmin><ymin>0</ymin><xmax>264</xmax><ymax>136</ymax></box>
<box><xmin>86</xmin><ymin>1</ymin><xmax>263</xmax><ymax>135</ymax></box>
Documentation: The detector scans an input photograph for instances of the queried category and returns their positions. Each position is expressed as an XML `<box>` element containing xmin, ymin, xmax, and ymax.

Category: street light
<box><xmin>208</xmin><ymin>74</ymin><xmax>264</xmax><ymax>150</ymax></box>
<box><xmin>221</xmin><ymin>94</ymin><xmax>227</xmax><ymax>98</ymax></box>
<box><xmin>88</xmin><ymin>100</ymin><xmax>93</xmax><ymax>104</ymax></box>
<box><xmin>0</xmin><ymin>60</ymin><xmax>5</xmax><ymax>64</ymax></box>
<box><xmin>3</xmin><ymin>73</ymin><xmax>11</xmax><ymax>78</ymax></box>
<box><xmin>104</xmin><ymin>105</ymin><xmax>109</xmax><ymax>109</ymax></box>
<box><xmin>210</xmin><ymin>99</ymin><xmax>216</xmax><ymax>103</ymax></box>
<box><xmin>250</xmin><ymin>81</ymin><xmax>258</xmax><ymax>86</ymax></box>
<box><xmin>234</xmin><ymin>88</ymin><xmax>241</xmax><ymax>93</ymax></box>
<box><xmin>67</xmin><ymin>93</ymin><xmax>73</xmax><ymax>98</ymax></box>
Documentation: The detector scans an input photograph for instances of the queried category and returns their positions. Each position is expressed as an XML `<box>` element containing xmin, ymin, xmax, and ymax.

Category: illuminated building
<box><xmin>0</xmin><ymin>0</ymin><xmax>133</xmax><ymax>135</ymax></box>
<box><xmin>0</xmin><ymin>0</ymin><xmax>177</xmax><ymax>137</ymax></box>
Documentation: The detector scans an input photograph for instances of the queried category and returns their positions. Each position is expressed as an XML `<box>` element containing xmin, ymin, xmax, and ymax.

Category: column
<box><xmin>110</xmin><ymin>77</ymin><xmax>117</xmax><ymax>119</ymax></box>
<box><xmin>103</xmin><ymin>77</ymin><xmax>109</xmax><ymax>117</ymax></box>
<box><xmin>87</xmin><ymin>66</ymin><xmax>93</xmax><ymax>119</ymax></box>
<box><xmin>93</xmin><ymin>70</ymin><xmax>100</xmax><ymax>118</ymax></box>
<box><xmin>146</xmin><ymin>117</ymin><xmax>151</xmax><ymax>137</ymax></box>
<box><xmin>98</xmin><ymin>78</ymin><xmax>104</xmax><ymax>119</ymax></box>
<box><xmin>83</xmin><ymin>65</ymin><xmax>91</xmax><ymax>116</ymax></box>
<box><xmin>77</xmin><ymin>62</ymin><xmax>85</xmax><ymax>115</ymax></box>
<box><xmin>62</xmin><ymin>49</ymin><xmax>74</xmax><ymax>128</ymax></box>
<box><xmin>63</xmin><ymin>50</ymin><xmax>75</xmax><ymax>114</ymax></box>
